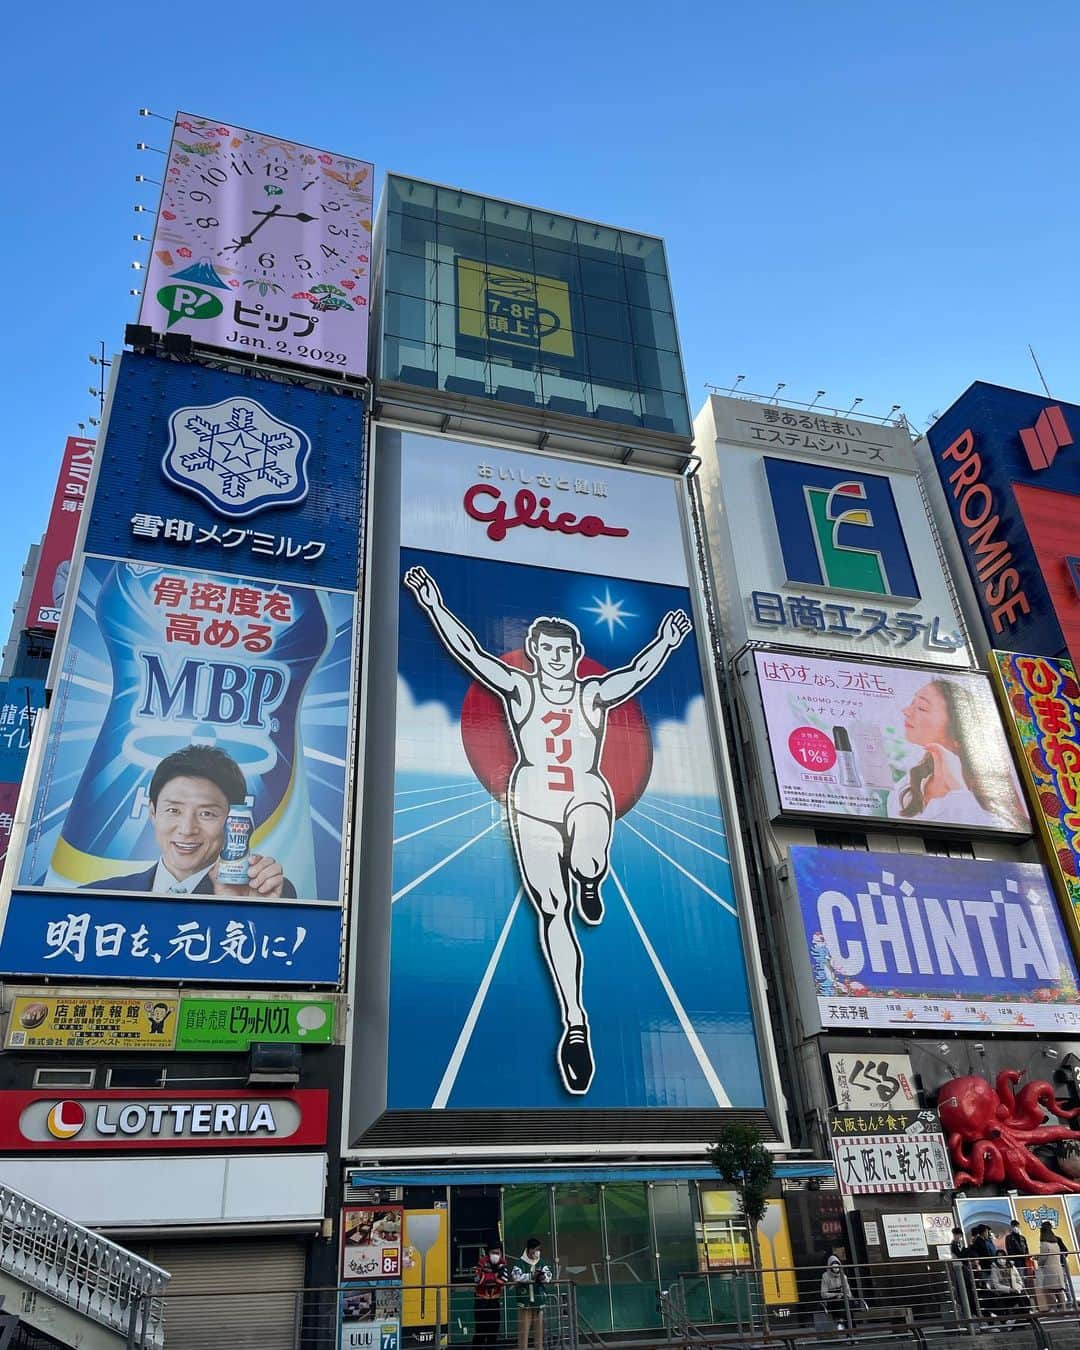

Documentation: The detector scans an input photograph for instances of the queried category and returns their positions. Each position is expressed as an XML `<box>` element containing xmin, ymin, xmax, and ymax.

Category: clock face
<box><xmin>140</xmin><ymin>114</ymin><xmax>374</xmax><ymax>377</ymax></box>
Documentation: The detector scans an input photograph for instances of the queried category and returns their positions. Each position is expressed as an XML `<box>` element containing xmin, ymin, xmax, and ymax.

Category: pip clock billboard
<box><xmin>389</xmin><ymin>432</ymin><xmax>771</xmax><ymax>1111</ymax></box>
<box><xmin>139</xmin><ymin>113</ymin><xmax>373</xmax><ymax>377</ymax></box>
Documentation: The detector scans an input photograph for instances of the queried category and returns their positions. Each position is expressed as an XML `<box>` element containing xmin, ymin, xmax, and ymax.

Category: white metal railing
<box><xmin>0</xmin><ymin>1182</ymin><xmax>169</xmax><ymax>1348</ymax></box>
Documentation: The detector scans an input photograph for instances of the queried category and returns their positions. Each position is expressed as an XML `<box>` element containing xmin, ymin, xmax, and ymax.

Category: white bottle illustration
<box><xmin>852</xmin><ymin>719</ymin><xmax>892</xmax><ymax>789</ymax></box>
<box><xmin>832</xmin><ymin>725</ymin><xmax>863</xmax><ymax>787</ymax></box>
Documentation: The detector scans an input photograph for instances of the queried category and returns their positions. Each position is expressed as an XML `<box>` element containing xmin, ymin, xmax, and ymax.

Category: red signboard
<box><xmin>26</xmin><ymin>437</ymin><xmax>95</xmax><ymax>630</ymax></box>
<box><xmin>0</xmin><ymin>782</ymin><xmax>19</xmax><ymax>886</ymax></box>
<box><xmin>0</xmin><ymin>1088</ymin><xmax>328</xmax><ymax>1150</ymax></box>
<box><xmin>1014</xmin><ymin>483</ymin><xmax>1080</xmax><ymax>667</ymax></box>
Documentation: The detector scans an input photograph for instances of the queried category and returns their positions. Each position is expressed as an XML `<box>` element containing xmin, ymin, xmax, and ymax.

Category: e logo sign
<box><xmin>764</xmin><ymin>457</ymin><xmax>920</xmax><ymax>600</ymax></box>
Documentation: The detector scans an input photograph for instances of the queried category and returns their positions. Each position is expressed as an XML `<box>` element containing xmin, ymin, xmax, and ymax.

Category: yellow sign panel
<box><xmin>6</xmin><ymin>996</ymin><xmax>178</xmax><ymax>1050</ymax></box>
<box><xmin>456</xmin><ymin>259</ymin><xmax>574</xmax><ymax>357</ymax></box>
<box><xmin>401</xmin><ymin>1207</ymin><xmax>448</xmax><ymax>1330</ymax></box>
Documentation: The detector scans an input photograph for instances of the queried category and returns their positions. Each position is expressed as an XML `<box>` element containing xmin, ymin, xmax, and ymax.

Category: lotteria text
<box><xmin>86</xmin><ymin>1100</ymin><xmax>277</xmax><ymax>1135</ymax></box>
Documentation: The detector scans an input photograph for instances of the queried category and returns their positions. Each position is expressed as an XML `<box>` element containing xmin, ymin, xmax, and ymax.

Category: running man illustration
<box><xmin>404</xmin><ymin>564</ymin><xmax>691</xmax><ymax>1094</ymax></box>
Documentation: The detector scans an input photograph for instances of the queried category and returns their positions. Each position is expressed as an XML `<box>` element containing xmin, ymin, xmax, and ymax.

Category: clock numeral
<box><xmin>200</xmin><ymin>168</ymin><xmax>228</xmax><ymax>187</ymax></box>
<box><xmin>321</xmin><ymin>200</ymin><xmax>342</xmax><ymax>213</ymax></box>
<box><xmin>195</xmin><ymin>216</ymin><xmax>220</xmax><ymax>229</ymax></box>
<box><xmin>258</xmin><ymin>252</ymin><xmax>276</xmax><ymax>270</ymax></box>
<box><xmin>230</xmin><ymin>157</ymin><xmax>253</xmax><ymax>176</ymax></box>
<box><xmin>301</xmin><ymin>177</ymin><xmax>319</xmax><ymax>192</ymax></box>
<box><xmin>320</xmin><ymin>243</ymin><xmax>341</xmax><ymax>260</ymax></box>
<box><xmin>188</xmin><ymin>190</ymin><xmax>213</xmax><ymax>205</ymax></box>
<box><xmin>327</xmin><ymin>223</ymin><xmax>350</xmax><ymax>238</ymax></box>
<box><xmin>265</xmin><ymin>164</ymin><xmax>288</xmax><ymax>181</ymax></box>
<box><xmin>294</xmin><ymin>254</ymin><xmax>313</xmax><ymax>273</ymax></box>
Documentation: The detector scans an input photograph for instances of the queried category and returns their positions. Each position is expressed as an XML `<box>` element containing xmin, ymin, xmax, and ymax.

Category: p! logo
<box><xmin>764</xmin><ymin>457</ymin><xmax>920</xmax><ymax>600</ymax></box>
<box><xmin>46</xmin><ymin>1101</ymin><xmax>86</xmax><ymax>1140</ymax></box>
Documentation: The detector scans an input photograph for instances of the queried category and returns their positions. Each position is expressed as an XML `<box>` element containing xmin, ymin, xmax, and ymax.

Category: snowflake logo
<box><xmin>162</xmin><ymin>397</ymin><xmax>311</xmax><ymax>519</ymax></box>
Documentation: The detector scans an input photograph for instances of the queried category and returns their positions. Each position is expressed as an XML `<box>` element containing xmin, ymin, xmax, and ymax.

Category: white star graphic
<box><xmin>583</xmin><ymin>587</ymin><xmax>636</xmax><ymax>637</ymax></box>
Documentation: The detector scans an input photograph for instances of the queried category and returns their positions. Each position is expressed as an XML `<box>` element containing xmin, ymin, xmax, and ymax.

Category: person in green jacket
<box><xmin>510</xmin><ymin>1238</ymin><xmax>553</xmax><ymax>1350</ymax></box>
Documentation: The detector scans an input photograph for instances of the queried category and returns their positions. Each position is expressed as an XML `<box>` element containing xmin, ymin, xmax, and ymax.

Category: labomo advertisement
<box><xmin>794</xmin><ymin>848</ymin><xmax>1079</xmax><ymax>1033</ymax></box>
<box><xmin>753</xmin><ymin>651</ymin><xmax>1029</xmax><ymax>833</ymax></box>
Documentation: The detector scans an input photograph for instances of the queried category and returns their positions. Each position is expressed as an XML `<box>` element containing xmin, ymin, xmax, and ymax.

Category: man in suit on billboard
<box><xmin>405</xmin><ymin>564</ymin><xmax>690</xmax><ymax>1095</ymax></box>
<box><xmin>83</xmin><ymin>745</ymin><xmax>295</xmax><ymax>898</ymax></box>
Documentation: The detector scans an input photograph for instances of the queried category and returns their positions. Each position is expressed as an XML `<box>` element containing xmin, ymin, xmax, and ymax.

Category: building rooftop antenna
<box><xmin>1028</xmin><ymin>345</ymin><xmax>1052</xmax><ymax>399</ymax></box>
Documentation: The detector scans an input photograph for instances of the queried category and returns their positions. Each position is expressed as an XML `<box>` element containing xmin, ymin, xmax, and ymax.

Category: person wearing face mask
<box><xmin>887</xmin><ymin>679</ymin><xmax>1026</xmax><ymax>830</ymax></box>
<box><xmin>474</xmin><ymin>1241</ymin><xmax>510</xmax><ymax>1347</ymax></box>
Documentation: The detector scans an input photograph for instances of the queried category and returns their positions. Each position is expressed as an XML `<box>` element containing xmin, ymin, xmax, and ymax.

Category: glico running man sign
<box><xmin>384</xmin><ymin>431</ymin><xmax>773</xmax><ymax>1111</ymax></box>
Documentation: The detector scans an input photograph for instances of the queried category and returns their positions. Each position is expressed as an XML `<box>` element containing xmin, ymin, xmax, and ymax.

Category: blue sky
<box><xmin>4</xmin><ymin>0</ymin><xmax>1080</xmax><ymax>622</ymax></box>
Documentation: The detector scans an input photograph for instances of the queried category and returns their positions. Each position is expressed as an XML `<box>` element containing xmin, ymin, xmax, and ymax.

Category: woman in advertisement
<box><xmin>888</xmin><ymin>679</ymin><xmax>1027</xmax><ymax>831</ymax></box>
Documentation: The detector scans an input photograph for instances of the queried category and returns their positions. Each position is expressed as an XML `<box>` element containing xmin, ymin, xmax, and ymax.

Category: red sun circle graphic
<box><xmin>459</xmin><ymin>651</ymin><xmax>653</xmax><ymax>818</ymax></box>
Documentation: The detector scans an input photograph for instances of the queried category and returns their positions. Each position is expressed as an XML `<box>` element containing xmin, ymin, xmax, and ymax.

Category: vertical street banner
<box><xmin>389</xmin><ymin>431</ymin><xmax>769</xmax><ymax>1109</ymax></box>
<box><xmin>992</xmin><ymin>652</ymin><xmax>1080</xmax><ymax>946</ymax></box>
<box><xmin>27</xmin><ymin>437</ymin><xmax>95</xmax><ymax>629</ymax></box>
<box><xmin>140</xmin><ymin>114</ymin><xmax>373</xmax><ymax>378</ymax></box>
<box><xmin>0</xmin><ymin>354</ymin><xmax>363</xmax><ymax>985</ymax></box>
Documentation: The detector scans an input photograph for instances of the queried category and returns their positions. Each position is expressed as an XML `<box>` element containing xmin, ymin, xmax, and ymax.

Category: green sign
<box><xmin>175</xmin><ymin>998</ymin><xmax>335</xmax><ymax>1051</ymax></box>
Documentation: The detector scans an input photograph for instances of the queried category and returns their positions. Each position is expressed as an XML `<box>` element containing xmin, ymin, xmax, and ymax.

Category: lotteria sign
<box><xmin>3</xmin><ymin>1089</ymin><xmax>328</xmax><ymax>1150</ymax></box>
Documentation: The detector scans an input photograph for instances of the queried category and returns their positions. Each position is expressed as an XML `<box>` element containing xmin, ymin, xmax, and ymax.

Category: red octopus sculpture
<box><xmin>938</xmin><ymin>1071</ymin><xmax>1080</xmax><ymax>1194</ymax></box>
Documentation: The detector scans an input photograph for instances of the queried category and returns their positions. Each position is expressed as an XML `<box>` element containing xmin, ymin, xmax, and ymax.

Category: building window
<box><xmin>814</xmin><ymin>829</ymin><xmax>869</xmax><ymax>851</ymax></box>
<box><xmin>33</xmin><ymin>1067</ymin><xmax>95</xmax><ymax>1088</ymax></box>
<box><xmin>924</xmin><ymin>837</ymin><xmax>976</xmax><ymax>859</ymax></box>
<box><xmin>105</xmin><ymin>1064</ymin><xmax>166</xmax><ymax>1089</ymax></box>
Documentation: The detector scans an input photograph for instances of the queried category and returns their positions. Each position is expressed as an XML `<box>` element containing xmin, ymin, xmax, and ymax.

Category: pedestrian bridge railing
<box><xmin>0</xmin><ymin>1181</ymin><xmax>169</xmax><ymax>1349</ymax></box>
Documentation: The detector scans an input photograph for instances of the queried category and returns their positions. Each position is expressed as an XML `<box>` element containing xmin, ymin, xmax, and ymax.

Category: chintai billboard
<box><xmin>791</xmin><ymin>847</ymin><xmax>1079</xmax><ymax>1034</ymax></box>
<box><xmin>352</xmin><ymin>428</ymin><xmax>781</xmax><ymax>1142</ymax></box>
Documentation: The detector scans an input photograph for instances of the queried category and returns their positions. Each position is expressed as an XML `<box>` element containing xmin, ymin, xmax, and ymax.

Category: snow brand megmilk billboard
<box><xmin>793</xmin><ymin>848</ymin><xmax>1079</xmax><ymax>1033</ymax></box>
<box><xmin>388</xmin><ymin>432</ymin><xmax>772</xmax><ymax>1110</ymax></box>
<box><xmin>0</xmin><ymin>354</ymin><xmax>363</xmax><ymax>985</ymax></box>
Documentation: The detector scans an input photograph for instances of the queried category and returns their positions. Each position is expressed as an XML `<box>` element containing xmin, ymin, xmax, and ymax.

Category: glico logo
<box><xmin>763</xmin><ymin>457</ymin><xmax>920</xmax><ymax>600</ymax></box>
<box><xmin>46</xmin><ymin>1101</ymin><xmax>86</xmax><ymax>1140</ymax></box>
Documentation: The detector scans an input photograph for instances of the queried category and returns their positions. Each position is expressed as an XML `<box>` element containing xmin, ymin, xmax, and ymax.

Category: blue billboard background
<box><xmin>390</xmin><ymin>545</ymin><xmax>766</xmax><ymax>1111</ymax></box>
<box><xmin>0</xmin><ymin>893</ymin><xmax>341</xmax><ymax>983</ymax></box>
<box><xmin>927</xmin><ymin>382</ymin><xmax>1080</xmax><ymax>656</ymax></box>
<box><xmin>0</xmin><ymin>679</ymin><xmax>45</xmax><ymax>782</ymax></box>
<box><xmin>86</xmin><ymin>352</ymin><xmax>364</xmax><ymax>592</ymax></box>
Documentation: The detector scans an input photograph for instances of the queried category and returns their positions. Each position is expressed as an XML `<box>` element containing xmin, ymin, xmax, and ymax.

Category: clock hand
<box><xmin>250</xmin><ymin>210</ymin><xmax>316</xmax><ymax>223</ymax></box>
<box><xmin>223</xmin><ymin>205</ymin><xmax>283</xmax><ymax>252</ymax></box>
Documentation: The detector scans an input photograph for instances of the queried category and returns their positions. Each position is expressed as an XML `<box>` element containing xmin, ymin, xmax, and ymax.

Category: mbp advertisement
<box><xmin>387</xmin><ymin>432</ymin><xmax>770</xmax><ymax>1110</ymax></box>
<box><xmin>793</xmin><ymin>847</ymin><xmax>1079</xmax><ymax>1033</ymax></box>
<box><xmin>140</xmin><ymin>113</ymin><xmax>373</xmax><ymax>378</ymax></box>
<box><xmin>753</xmin><ymin>651</ymin><xmax>1029</xmax><ymax>832</ymax></box>
<box><xmin>0</xmin><ymin>354</ymin><xmax>362</xmax><ymax>985</ymax></box>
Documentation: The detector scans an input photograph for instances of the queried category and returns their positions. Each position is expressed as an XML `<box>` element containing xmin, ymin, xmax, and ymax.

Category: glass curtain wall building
<box><xmin>375</xmin><ymin>176</ymin><xmax>690</xmax><ymax>437</ymax></box>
